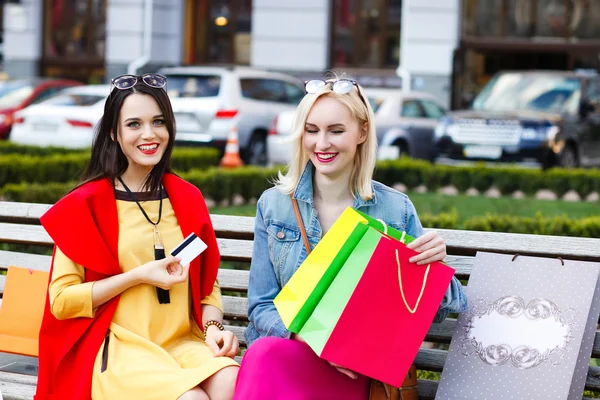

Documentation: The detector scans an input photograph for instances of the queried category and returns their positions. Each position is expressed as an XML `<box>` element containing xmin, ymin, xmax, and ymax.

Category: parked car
<box><xmin>267</xmin><ymin>88</ymin><xmax>446</xmax><ymax>165</ymax></box>
<box><xmin>0</xmin><ymin>78</ymin><xmax>82</xmax><ymax>140</ymax></box>
<box><xmin>159</xmin><ymin>66</ymin><xmax>305</xmax><ymax>165</ymax></box>
<box><xmin>10</xmin><ymin>85</ymin><xmax>108</xmax><ymax>148</ymax></box>
<box><xmin>434</xmin><ymin>70</ymin><xmax>600</xmax><ymax>168</ymax></box>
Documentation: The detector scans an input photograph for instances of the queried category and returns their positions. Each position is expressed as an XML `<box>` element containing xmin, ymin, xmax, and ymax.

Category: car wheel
<box><xmin>559</xmin><ymin>145</ymin><xmax>579</xmax><ymax>168</ymax></box>
<box><xmin>394</xmin><ymin>140</ymin><xmax>409</xmax><ymax>158</ymax></box>
<box><xmin>246</xmin><ymin>134</ymin><xmax>267</xmax><ymax>166</ymax></box>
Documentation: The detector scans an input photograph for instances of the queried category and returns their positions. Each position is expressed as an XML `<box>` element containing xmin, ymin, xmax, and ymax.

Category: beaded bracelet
<box><xmin>204</xmin><ymin>319</ymin><xmax>224</xmax><ymax>334</ymax></box>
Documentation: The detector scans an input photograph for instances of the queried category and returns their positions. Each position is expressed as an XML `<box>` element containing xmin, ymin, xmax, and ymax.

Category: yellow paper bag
<box><xmin>274</xmin><ymin>208</ymin><xmax>370</xmax><ymax>333</ymax></box>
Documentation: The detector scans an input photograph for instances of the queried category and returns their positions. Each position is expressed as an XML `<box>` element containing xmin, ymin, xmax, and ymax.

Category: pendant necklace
<box><xmin>118</xmin><ymin>177</ymin><xmax>170</xmax><ymax>304</ymax></box>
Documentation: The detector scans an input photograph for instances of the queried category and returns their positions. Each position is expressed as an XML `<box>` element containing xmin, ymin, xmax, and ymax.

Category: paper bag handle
<box><xmin>396</xmin><ymin>249</ymin><xmax>430</xmax><ymax>314</ymax></box>
<box><xmin>291</xmin><ymin>195</ymin><xmax>312</xmax><ymax>255</ymax></box>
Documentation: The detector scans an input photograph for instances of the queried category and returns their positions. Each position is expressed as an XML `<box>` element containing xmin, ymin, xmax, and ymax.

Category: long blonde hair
<box><xmin>274</xmin><ymin>80</ymin><xmax>378</xmax><ymax>200</ymax></box>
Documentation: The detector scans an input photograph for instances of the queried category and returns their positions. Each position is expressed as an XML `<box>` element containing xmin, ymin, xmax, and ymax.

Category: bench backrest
<box><xmin>2</xmin><ymin>201</ymin><xmax>600</xmax><ymax>398</ymax></box>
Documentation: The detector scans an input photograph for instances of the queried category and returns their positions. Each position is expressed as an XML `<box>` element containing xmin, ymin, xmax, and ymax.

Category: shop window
<box><xmin>44</xmin><ymin>0</ymin><xmax>106</xmax><ymax>60</ymax></box>
<box><xmin>331</xmin><ymin>0</ymin><xmax>402</xmax><ymax>68</ymax></box>
<box><xmin>463</xmin><ymin>0</ymin><xmax>600</xmax><ymax>40</ymax></box>
<box><xmin>42</xmin><ymin>0</ymin><xmax>107</xmax><ymax>81</ymax></box>
<box><xmin>186</xmin><ymin>0</ymin><xmax>252</xmax><ymax>65</ymax></box>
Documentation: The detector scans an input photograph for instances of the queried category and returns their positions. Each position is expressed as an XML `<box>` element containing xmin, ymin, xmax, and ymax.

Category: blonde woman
<box><xmin>234</xmin><ymin>79</ymin><xmax>467</xmax><ymax>399</ymax></box>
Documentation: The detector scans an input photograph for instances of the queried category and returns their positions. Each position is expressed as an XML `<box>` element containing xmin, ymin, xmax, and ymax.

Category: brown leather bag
<box><xmin>290</xmin><ymin>197</ymin><xmax>419</xmax><ymax>400</ymax></box>
<box><xmin>368</xmin><ymin>364</ymin><xmax>418</xmax><ymax>400</ymax></box>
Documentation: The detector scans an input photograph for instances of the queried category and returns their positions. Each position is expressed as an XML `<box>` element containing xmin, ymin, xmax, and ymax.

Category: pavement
<box><xmin>0</xmin><ymin>353</ymin><xmax>38</xmax><ymax>376</ymax></box>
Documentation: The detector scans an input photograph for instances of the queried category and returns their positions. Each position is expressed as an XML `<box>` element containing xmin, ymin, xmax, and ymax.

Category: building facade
<box><xmin>3</xmin><ymin>1</ymin><xmax>598</xmax><ymax>108</ymax></box>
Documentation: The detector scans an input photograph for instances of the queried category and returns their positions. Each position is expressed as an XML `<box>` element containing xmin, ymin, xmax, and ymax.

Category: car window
<box><xmin>0</xmin><ymin>81</ymin><xmax>35</xmax><ymax>108</ymax></box>
<box><xmin>419</xmin><ymin>100</ymin><xmax>445</xmax><ymax>119</ymax></box>
<box><xmin>165</xmin><ymin>75</ymin><xmax>221</xmax><ymax>98</ymax></box>
<box><xmin>30</xmin><ymin>87</ymin><xmax>64</xmax><ymax>105</ymax></box>
<box><xmin>284</xmin><ymin>82</ymin><xmax>305</xmax><ymax>104</ymax></box>
<box><xmin>241</xmin><ymin>79</ymin><xmax>287</xmax><ymax>102</ymax></box>
<box><xmin>367</xmin><ymin>97</ymin><xmax>385</xmax><ymax>113</ymax></box>
<box><xmin>42</xmin><ymin>93</ymin><xmax>105</xmax><ymax>106</ymax></box>
<box><xmin>472</xmin><ymin>73</ymin><xmax>581</xmax><ymax>114</ymax></box>
<box><xmin>401</xmin><ymin>99</ymin><xmax>425</xmax><ymax>118</ymax></box>
<box><xmin>585</xmin><ymin>79</ymin><xmax>600</xmax><ymax>102</ymax></box>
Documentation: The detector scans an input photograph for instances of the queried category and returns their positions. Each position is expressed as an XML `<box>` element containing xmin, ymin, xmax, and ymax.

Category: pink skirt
<box><xmin>234</xmin><ymin>337</ymin><xmax>370</xmax><ymax>400</ymax></box>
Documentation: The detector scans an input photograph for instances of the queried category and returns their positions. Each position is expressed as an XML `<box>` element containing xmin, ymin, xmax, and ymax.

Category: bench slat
<box><xmin>223</xmin><ymin>295</ymin><xmax>248</xmax><ymax>321</ymax></box>
<box><xmin>4</xmin><ymin>200</ymin><xmax>600</xmax><ymax>261</ymax></box>
<box><xmin>0</xmin><ymin>251</ymin><xmax>52</xmax><ymax>272</ymax></box>
<box><xmin>0</xmin><ymin>202</ymin><xmax>50</xmax><ymax>225</ymax></box>
<box><xmin>416</xmin><ymin>379</ymin><xmax>438</xmax><ymax>400</ymax></box>
<box><xmin>0</xmin><ymin>203</ymin><xmax>258</xmax><ymax>238</ymax></box>
<box><xmin>0</xmin><ymin>224</ymin><xmax>255</xmax><ymax>262</ymax></box>
<box><xmin>437</xmin><ymin>228</ymin><xmax>600</xmax><ymax>261</ymax></box>
<box><xmin>0</xmin><ymin>370</ymin><xmax>36</xmax><ymax>400</ymax></box>
<box><xmin>0</xmin><ymin>253</ymin><xmax>249</xmax><ymax>294</ymax></box>
<box><xmin>217</xmin><ymin>269</ymin><xmax>249</xmax><ymax>292</ymax></box>
<box><xmin>210</xmin><ymin>214</ymin><xmax>255</xmax><ymax>239</ymax></box>
<box><xmin>0</xmin><ymin>224</ymin><xmax>52</xmax><ymax>247</ymax></box>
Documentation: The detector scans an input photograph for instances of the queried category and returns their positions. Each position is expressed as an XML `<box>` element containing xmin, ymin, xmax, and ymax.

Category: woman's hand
<box><xmin>134</xmin><ymin>256</ymin><xmax>189</xmax><ymax>289</ymax></box>
<box><xmin>205</xmin><ymin>326</ymin><xmax>239</xmax><ymax>358</ymax></box>
<box><xmin>329</xmin><ymin>361</ymin><xmax>358</xmax><ymax>380</ymax></box>
<box><xmin>407</xmin><ymin>231</ymin><xmax>446</xmax><ymax>265</ymax></box>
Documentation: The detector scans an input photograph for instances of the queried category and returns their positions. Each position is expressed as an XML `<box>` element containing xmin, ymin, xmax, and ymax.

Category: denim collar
<box><xmin>292</xmin><ymin>161</ymin><xmax>377</xmax><ymax>209</ymax></box>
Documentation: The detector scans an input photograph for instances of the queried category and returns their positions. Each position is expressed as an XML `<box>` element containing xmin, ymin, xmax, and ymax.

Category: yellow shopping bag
<box><xmin>275</xmin><ymin>207</ymin><xmax>415</xmax><ymax>333</ymax></box>
<box><xmin>274</xmin><ymin>208</ymin><xmax>370</xmax><ymax>332</ymax></box>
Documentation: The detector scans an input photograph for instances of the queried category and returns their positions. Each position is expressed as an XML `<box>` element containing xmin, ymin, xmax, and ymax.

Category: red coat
<box><xmin>34</xmin><ymin>173</ymin><xmax>220</xmax><ymax>400</ymax></box>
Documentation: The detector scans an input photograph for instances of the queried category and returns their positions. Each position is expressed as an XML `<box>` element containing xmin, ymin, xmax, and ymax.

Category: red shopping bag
<box><xmin>320</xmin><ymin>235</ymin><xmax>455</xmax><ymax>387</ymax></box>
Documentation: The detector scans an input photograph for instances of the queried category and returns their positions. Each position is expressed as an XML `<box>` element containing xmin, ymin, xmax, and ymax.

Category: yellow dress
<box><xmin>48</xmin><ymin>191</ymin><xmax>238</xmax><ymax>400</ymax></box>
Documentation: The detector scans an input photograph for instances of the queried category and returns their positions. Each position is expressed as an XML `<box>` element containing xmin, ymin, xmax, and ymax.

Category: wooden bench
<box><xmin>1</xmin><ymin>200</ymin><xmax>600</xmax><ymax>399</ymax></box>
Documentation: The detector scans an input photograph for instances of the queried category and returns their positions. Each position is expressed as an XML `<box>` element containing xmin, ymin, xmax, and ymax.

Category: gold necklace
<box><xmin>396</xmin><ymin>249</ymin><xmax>430</xmax><ymax>314</ymax></box>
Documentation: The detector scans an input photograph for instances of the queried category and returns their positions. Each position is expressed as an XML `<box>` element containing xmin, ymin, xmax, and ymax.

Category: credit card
<box><xmin>171</xmin><ymin>233</ymin><xmax>207</xmax><ymax>266</ymax></box>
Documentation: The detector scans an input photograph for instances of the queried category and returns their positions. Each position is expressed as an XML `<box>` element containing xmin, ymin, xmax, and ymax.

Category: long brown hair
<box><xmin>76</xmin><ymin>82</ymin><xmax>176</xmax><ymax>192</ymax></box>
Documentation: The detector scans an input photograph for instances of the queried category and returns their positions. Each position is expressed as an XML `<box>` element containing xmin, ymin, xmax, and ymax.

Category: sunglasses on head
<box><xmin>110</xmin><ymin>73</ymin><xmax>168</xmax><ymax>92</ymax></box>
<box><xmin>304</xmin><ymin>79</ymin><xmax>367</xmax><ymax>107</ymax></box>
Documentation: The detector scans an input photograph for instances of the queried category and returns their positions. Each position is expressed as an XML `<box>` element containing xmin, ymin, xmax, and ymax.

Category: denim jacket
<box><xmin>245</xmin><ymin>162</ymin><xmax>468</xmax><ymax>346</ymax></box>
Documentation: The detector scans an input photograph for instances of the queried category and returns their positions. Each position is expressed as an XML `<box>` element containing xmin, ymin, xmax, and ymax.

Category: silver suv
<box><xmin>159</xmin><ymin>66</ymin><xmax>305</xmax><ymax>165</ymax></box>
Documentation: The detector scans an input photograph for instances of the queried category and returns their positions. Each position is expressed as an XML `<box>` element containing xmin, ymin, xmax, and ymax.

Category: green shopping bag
<box><xmin>275</xmin><ymin>207</ymin><xmax>415</xmax><ymax>333</ymax></box>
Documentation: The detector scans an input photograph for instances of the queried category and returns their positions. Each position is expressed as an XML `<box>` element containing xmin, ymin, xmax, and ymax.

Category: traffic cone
<box><xmin>220</xmin><ymin>126</ymin><xmax>244</xmax><ymax>168</ymax></box>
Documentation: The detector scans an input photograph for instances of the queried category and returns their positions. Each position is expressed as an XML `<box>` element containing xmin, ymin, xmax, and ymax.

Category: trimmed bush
<box><xmin>0</xmin><ymin>147</ymin><xmax>220</xmax><ymax>187</ymax></box>
<box><xmin>0</xmin><ymin>142</ymin><xmax>88</xmax><ymax>156</ymax></box>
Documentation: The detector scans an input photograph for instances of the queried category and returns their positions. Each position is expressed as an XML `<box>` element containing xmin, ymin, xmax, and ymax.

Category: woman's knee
<box><xmin>242</xmin><ymin>337</ymin><xmax>295</xmax><ymax>365</ymax></box>
<box><xmin>201</xmin><ymin>366</ymin><xmax>239</xmax><ymax>400</ymax></box>
<box><xmin>177</xmin><ymin>387</ymin><xmax>209</xmax><ymax>400</ymax></box>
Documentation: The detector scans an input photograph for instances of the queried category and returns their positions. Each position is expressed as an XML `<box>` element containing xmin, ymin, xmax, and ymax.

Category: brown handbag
<box><xmin>290</xmin><ymin>197</ymin><xmax>419</xmax><ymax>400</ymax></box>
<box><xmin>368</xmin><ymin>364</ymin><xmax>418</xmax><ymax>400</ymax></box>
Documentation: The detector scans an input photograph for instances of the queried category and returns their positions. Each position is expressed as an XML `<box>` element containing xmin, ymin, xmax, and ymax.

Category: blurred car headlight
<box><xmin>521</xmin><ymin>126</ymin><xmax>559</xmax><ymax>141</ymax></box>
<box><xmin>434</xmin><ymin>122</ymin><xmax>448</xmax><ymax>139</ymax></box>
<box><xmin>521</xmin><ymin>128</ymin><xmax>537</xmax><ymax>140</ymax></box>
<box><xmin>546</xmin><ymin>126</ymin><xmax>559</xmax><ymax>141</ymax></box>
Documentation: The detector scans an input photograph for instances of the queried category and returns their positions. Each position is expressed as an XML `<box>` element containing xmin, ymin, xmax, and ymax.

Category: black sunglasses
<box><xmin>304</xmin><ymin>79</ymin><xmax>368</xmax><ymax>107</ymax></box>
<box><xmin>110</xmin><ymin>73</ymin><xmax>168</xmax><ymax>92</ymax></box>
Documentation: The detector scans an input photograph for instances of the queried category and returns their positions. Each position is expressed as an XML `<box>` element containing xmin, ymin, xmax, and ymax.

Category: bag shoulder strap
<box><xmin>290</xmin><ymin>195</ymin><xmax>311</xmax><ymax>255</ymax></box>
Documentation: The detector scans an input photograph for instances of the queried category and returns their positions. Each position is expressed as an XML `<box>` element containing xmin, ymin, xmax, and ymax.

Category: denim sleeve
<box><xmin>246</xmin><ymin>198</ymin><xmax>291</xmax><ymax>341</ymax></box>
<box><xmin>405</xmin><ymin>196</ymin><xmax>468</xmax><ymax>323</ymax></box>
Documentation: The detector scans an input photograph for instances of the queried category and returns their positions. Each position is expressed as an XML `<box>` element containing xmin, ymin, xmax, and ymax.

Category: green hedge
<box><xmin>0</xmin><ymin>141</ymin><xmax>88</xmax><ymax>156</ymax></box>
<box><xmin>0</xmin><ymin>147</ymin><xmax>221</xmax><ymax>187</ymax></box>
<box><xmin>3</xmin><ymin>149</ymin><xmax>600</xmax><ymax>198</ymax></box>
<box><xmin>4</xmin><ymin>168</ymin><xmax>600</xmax><ymax>237</ymax></box>
<box><xmin>374</xmin><ymin>158</ymin><xmax>600</xmax><ymax>198</ymax></box>
<box><xmin>0</xmin><ymin>166</ymin><xmax>280</xmax><ymax>205</ymax></box>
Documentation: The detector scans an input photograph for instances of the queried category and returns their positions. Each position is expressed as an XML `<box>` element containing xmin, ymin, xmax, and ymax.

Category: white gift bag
<box><xmin>436</xmin><ymin>251</ymin><xmax>600</xmax><ymax>400</ymax></box>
